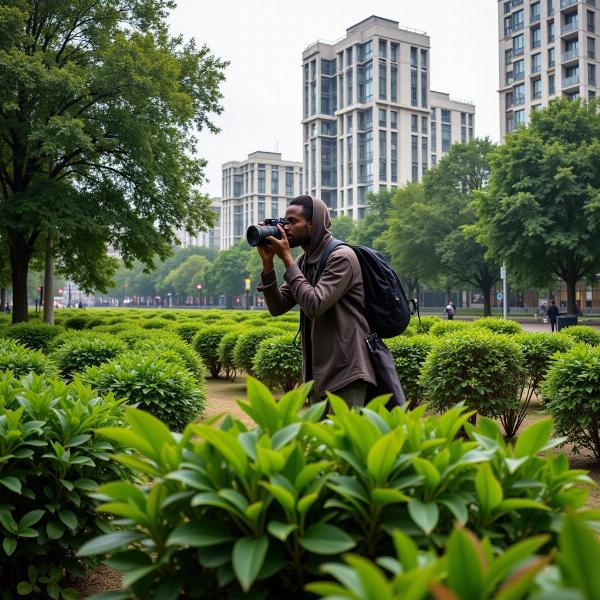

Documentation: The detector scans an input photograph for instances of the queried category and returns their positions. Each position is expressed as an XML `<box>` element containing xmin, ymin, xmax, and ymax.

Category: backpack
<box><xmin>314</xmin><ymin>239</ymin><xmax>416</xmax><ymax>338</ymax></box>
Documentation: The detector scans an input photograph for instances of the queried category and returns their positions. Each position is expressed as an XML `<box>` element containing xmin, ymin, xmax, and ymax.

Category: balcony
<box><xmin>532</xmin><ymin>63</ymin><xmax>542</xmax><ymax>73</ymax></box>
<box><xmin>560</xmin><ymin>0</ymin><xmax>577</xmax><ymax>7</ymax></box>
<box><xmin>512</xmin><ymin>0</ymin><xmax>523</xmax><ymax>6</ymax></box>
<box><xmin>561</xmin><ymin>20</ymin><xmax>579</xmax><ymax>35</ymax></box>
<box><xmin>514</xmin><ymin>46</ymin><xmax>525</xmax><ymax>56</ymax></box>
<box><xmin>562</xmin><ymin>73</ymin><xmax>580</xmax><ymax>87</ymax></box>
<box><xmin>514</xmin><ymin>95</ymin><xmax>526</xmax><ymax>106</ymax></box>
<box><xmin>514</xmin><ymin>71</ymin><xmax>525</xmax><ymax>81</ymax></box>
<box><xmin>586</xmin><ymin>0</ymin><xmax>596</xmax><ymax>6</ymax></box>
<box><xmin>562</xmin><ymin>48</ymin><xmax>580</xmax><ymax>61</ymax></box>
<box><xmin>530</xmin><ymin>13</ymin><xmax>541</xmax><ymax>23</ymax></box>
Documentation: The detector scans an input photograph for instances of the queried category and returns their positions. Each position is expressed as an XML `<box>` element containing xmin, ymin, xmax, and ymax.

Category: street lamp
<box><xmin>196</xmin><ymin>283</ymin><xmax>203</xmax><ymax>307</ymax></box>
<box><xmin>244</xmin><ymin>277</ymin><xmax>252</xmax><ymax>310</ymax></box>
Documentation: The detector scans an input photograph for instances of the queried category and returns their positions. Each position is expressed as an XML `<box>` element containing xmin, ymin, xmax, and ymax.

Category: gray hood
<box><xmin>305</xmin><ymin>196</ymin><xmax>332</xmax><ymax>264</ymax></box>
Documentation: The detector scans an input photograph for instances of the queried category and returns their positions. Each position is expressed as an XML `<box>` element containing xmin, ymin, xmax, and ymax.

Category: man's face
<box><xmin>284</xmin><ymin>205</ymin><xmax>312</xmax><ymax>249</ymax></box>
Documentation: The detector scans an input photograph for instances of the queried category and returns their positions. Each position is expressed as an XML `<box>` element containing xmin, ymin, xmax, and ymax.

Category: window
<box><xmin>532</xmin><ymin>77</ymin><xmax>542</xmax><ymax>99</ymax></box>
<box><xmin>588</xmin><ymin>37</ymin><xmax>596</xmax><ymax>59</ymax></box>
<box><xmin>391</xmin><ymin>66</ymin><xmax>398</xmax><ymax>101</ymax></box>
<box><xmin>379</xmin><ymin>39</ymin><xmax>386</xmax><ymax>58</ymax></box>
<box><xmin>506</xmin><ymin>70</ymin><xmax>515</xmax><ymax>85</ymax></box>
<box><xmin>441</xmin><ymin>109</ymin><xmax>451</xmax><ymax>153</ymax></box>
<box><xmin>531</xmin><ymin>104</ymin><xmax>542</xmax><ymax>112</ymax></box>
<box><xmin>346</xmin><ymin>137</ymin><xmax>353</xmax><ymax>184</ymax></box>
<box><xmin>431</xmin><ymin>108</ymin><xmax>437</xmax><ymax>150</ymax></box>
<box><xmin>531</xmin><ymin>26</ymin><xmax>541</xmax><ymax>48</ymax></box>
<box><xmin>548</xmin><ymin>73</ymin><xmax>556</xmax><ymax>95</ymax></box>
<box><xmin>358</xmin><ymin>40</ymin><xmax>372</xmax><ymax>61</ymax></box>
<box><xmin>588</xmin><ymin>10</ymin><xmax>595</xmax><ymax>33</ymax></box>
<box><xmin>391</xmin><ymin>110</ymin><xmax>397</xmax><ymax>129</ymax></box>
<box><xmin>411</xmin><ymin>135</ymin><xmax>418</xmax><ymax>182</ymax></box>
<box><xmin>337</xmin><ymin>52</ymin><xmax>343</xmax><ymax>72</ymax></box>
<box><xmin>506</xmin><ymin>90</ymin><xmax>514</xmax><ymax>109</ymax></box>
<box><xmin>547</xmin><ymin>0</ymin><xmax>554</xmax><ymax>16</ymax></box>
<box><xmin>548</xmin><ymin>47</ymin><xmax>555</xmax><ymax>68</ymax></box>
<box><xmin>410</xmin><ymin>46</ymin><xmax>417</xmax><ymax>67</ymax></box>
<box><xmin>504</xmin><ymin>1</ymin><xmax>511</xmax><ymax>13</ymax></box>
<box><xmin>514</xmin><ymin>109</ymin><xmax>526</xmax><ymax>127</ymax></box>
<box><xmin>346</xmin><ymin>47</ymin><xmax>353</xmax><ymax>65</ymax></box>
<box><xmin>532</xmin><ymin>53</ymin><xmax>542</xmax><ymax>73</ymax></box>
<box><xmin>514</xmin><ymin>59</ymin><xmax>525</xmax><ymax>79</ymax></box>
<box><xmin>589</xmin><ymin>63</ymin><xmax>596</xmax><ymax>85</ymax></box>
<box><xmin>548</xmin><ymin>20</ymin><xmax>555</xmax><ymax>42</ymax></box>
<box><xmin>346</xmin><ymin>69</ymin><xmax>353</xmax><ymax>105</ymax></box>
<box><xmin>411</xmin><ymin>66</ymin><xmax>418</xmax><ymax>106</ymax></box>
<box><xmin>514</xmin><ymin>83</ymin><xmax>525</xmax><ymax>104</ymax></box>
<box><xmin>391</xmin><ymin>132</ymin><xmax>397</xmax><ymax>182</ymax></box>
<box><xmin>379</xmin><ymin>130</ymin><xmax>386</xmax><ymax>180</ymax></box>
<box><xmin>530</xmin><ymin>1</ymin><xmax>541</xmax><ymax>22</ymax></box>
<box><xmin>422</xmin><ymin>115</ymin><xmax>428</xmax><ymax>134</ymax></box>
<box><xmin>411</xmin><ymin>114</ymin><xmax>418</xmax><ymax>132</ymax></box>
<box><xmin>513</xmin><ymin>34</ymin><xmax>524</xmax><ymax>55</ymax></box>
<box><xmin>505</xmin><ymin>49</ymin><xmax>513</xmax><ymax>64</ymax></box>
<box><xmin>271</xmin><ymin>167</ymin><xmax>279</xmax><ymax>194</ymax></box>
<box><xmin>513</xmin><ymin>9</ymin><xmax>524</xmax><ymax>30</ymax></box>
<box><xmin>379</xmin><ymin>108</ymin><xmax>386</xmax><ymax>127</ymax></box>
<box><xmin>258</xmin><ymin>168</ymin><xmax>265</xmax><ymax>194</ymax></box>
<box><xmin>421</xmin><ymin>52</ymin><xmax>428</xmax><ymax>107</ymax></box>
<box><xmin>379</xmin><ymin>60</ymin><xmax>387</xmax><ymax>99</ymax></box>
<box><xmin>590</xmin><ymin>90</ymin><xmax>597</xmax><ymax>98</ymax></box>
<box><xmin>357</xmin><ymin>61</ymin><xmax>373</xmax><ymax>102</ymax></box>
<box><xmin>347</xmin><ymin>114</ymin><xmax>353</xmax><ymax>133</ymax></box>
<box><xmin>422</xmin><ymin>137</ymin><xmax>428</xmax><ymax>176</ymax></box>
<box><xmin>506</xmin><ymin>112</ymin><xmax>515</xmax><ymax>133</ymax></box>
<box><xmin>391</xmin><ymin>43</ymin><xmax>398</xmax><ymax>62</ymax></box>
<box><xmin>285</xmin><ymin>170</ymin><xmax>294</xmax><ymax>196</ymax></box>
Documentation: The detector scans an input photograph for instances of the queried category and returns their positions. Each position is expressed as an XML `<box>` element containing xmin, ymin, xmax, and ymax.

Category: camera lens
<box><xmin>246</xmin><ymin>225</ymin><xmax>261</xmax><ymax>247</ymax></box>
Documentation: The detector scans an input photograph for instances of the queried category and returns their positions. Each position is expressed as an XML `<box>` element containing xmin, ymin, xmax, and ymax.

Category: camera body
<box><xmin>246</xmin><ymin>218</ymin><xmax>290</xmax><ymax>247</ymax></box>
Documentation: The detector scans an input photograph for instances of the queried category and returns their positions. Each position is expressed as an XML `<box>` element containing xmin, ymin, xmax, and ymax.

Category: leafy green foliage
<box><xmin>51</xmin><ymin>334</ymin><xmax>125</xmax><ymax>380</ymax></box>
<box><xmin>386</xmin><ymin>335</ymin><xmax>436</xmax><ymax>409</ymax></box>
<box><xmin>4</xmin><ymin>322</ymin><xmax>63</xmax><ymax>351</ymax></box>
<box><xmin>217</xmin><ymin>328</ymin><xmax>246</xmax><ymax>381</ymax></box>
<box><xmin>471</xmin><ymin>317</ymin><xmax>523</xmax><ymax>335</ymax></box>
<box><xmin>63</xmin><ymin>316</ymin><xmax>89</xmax><ymax>331</ymax></box>
<box><xmin>253</xmin><ymin>334</ymin><xmax>302</xmax><ymax>392</ymax></box>
<box><xmin>78</xmin><ymin>378</ymin><xmax>596</xmax><ymax>598</ymax></box>
<box><xmin>83</xmin><ymin>352</ymin><xmax>205</xmax><ymax>431</ymax></box>
<box><xmin>192</xmin><ymin>325</ymin><xmax>231</xmax><ymax>378</ymax></box>
<box><xmin>139</xmin><ymin>318</ymin><xmax>171</xmax><ymax>330</ymax></box>
<box><xmin>542</xmin><ymin>344</ymin><xmax>600</xmax><ymax>464</ymax></box>
<box><xmin>428</xmin><ymin>319</ymin><xmax>471</xmax><ymax>337</ymax></box>
<box><xmin>0</xmin><ymin>373</ymin><xmax>132</xmax><ymax>599</ymax></box>
<box><xmin>420</xmin><ymin>329</ymin><xmax>526</xmax><ymax>419</ymax></box>
<box><xmin>0</xmin><ymin>339</ymin><xmax>56</xmax><ymax>378</ymax></box>
<box><xmin>561</xmin><ymin>325</ymin><xmax>600</xmax><ymax>347</ymax></box>
<box><xmin>233</xmin><ymin>327</ymin><xmax>280</xmax><ymax>376</ymax></box>
<box><xmin>174</xmin><ymin>322</ymin><xmax>206</xmax><ymax>344</ymax></box>
<box><xmin>405</xmin><ymin>315</ymin><xmax>441</xmax><ymax>335</ymax></box>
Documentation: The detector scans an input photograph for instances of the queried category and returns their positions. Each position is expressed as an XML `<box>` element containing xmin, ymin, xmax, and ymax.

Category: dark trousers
<box><xmin>550</xmin><ymin>319</ymin><xmax>557</xmax><ymax>332</ymax></box>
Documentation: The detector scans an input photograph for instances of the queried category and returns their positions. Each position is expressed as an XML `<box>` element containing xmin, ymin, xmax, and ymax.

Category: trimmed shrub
<box><xmin>420</xmin><ymin>329</ymin><xmax>526</xmax><ymax>420</ymax></box>
<box><xmin>85</xmin><ymin>317</ymin><xmax>106</xmax><ymax>329</ymax></box>
<box><xmin>561</xmin><ymin>324</ymin><xmax>600</xmax><ymax>346</ymax></box>
<box><xmin>387</xmin><ymin>334</ymin><xmax>436</xmax><ymax>409</ymax></box>
<box><xmin>471</xmin><ymin>316</ymin><xmax>523</xmax><ymax>335</ymax></box>
<box><xmin>406</xmin><ymin>315</ymin><xmax>441</xmax><ymax>335</ymax></box>
<box><xmin>78</xmin><ymin>379</ymin><xmax>597</xmax><ymax>598</ymax></box>
<box><xmin>51</xmin><ymin>333</ymin><xmax>126</xmax><ymax>379</ymax></box>
<box><xmin>192</xmin><ymin>325</ymin><xmax>231</xmax><ymax>378</ymax></box>
<box><xmin>0</xmin><ymin>373</ymin><xmax>132</xmax><ymax>598</ymax></box>
<box><xmin>140</xmin><ymin>317</ymin><xmax>171</xmax><ymax>330</ymax></box>
<box><xmin>0</xmin><ymin>339</ymin><xmax>56</xmax><ymax>377</ymax></box>
<box><xmin>428</xmin><ymin>319</ymin><xmax>471</xmax><ymax>337</ymax></box>
<box><xmin>217</xmin><ymin>328</ymin><xmax>246</xmax><ymax>381</ymax></box>
<box><xmin>83</xmin><ymin>352</ymin><xmax>205</xmax><ymax>430</ymax></box>
<box><xmin>253</xmin><ymin>333</ymin><xmax>302</xmax><ymax>392</ymax></box>
<box><xmin>89</xmin><ymin>322</ymin><xmax>131</xmax><ymax>335</ymax></box>
<box><xmin>542</xmin><ymin>344</ymin><xmax>600</xmax><ymax>465</ymax></box>
<box><xmin>233</xmin><ymin>327</ymin><xmax>280</xmax><ymax>376</ymax></box>
<box><xmin>174</xmin><ymin>321</ymin><xmax>206</xmax><ymax>343</ymax></box>
<box><xmin>63</xmin><ymin>315</ymin><xmax>89</xmax><ymax>330</ymax></box>
<box><xmin>4</xmin><ymin>322</ymin><xmax>63</xmax><ymax>351</ymax></box>
<box><xmin>500</xmin><ymin>332</ymin><xmax>574</xmax><ymax>438</ymax></box>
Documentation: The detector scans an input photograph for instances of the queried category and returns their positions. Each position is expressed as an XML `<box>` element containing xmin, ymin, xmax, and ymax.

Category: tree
<box><xmin>479</xmin><ymin>99</ymin><xmax>600</xmax><ymax>314</ymax></box>
<box><xmin>162</xmin><ymin>254</ymin><xmax>210</xmax><ymax>302</ymax></box>
<box><xmin>0</xmin><ymin>0</ymin><xmax>227</xmax><ymax>322</ymax></box>
<box><xmin>329</xmin><ymin>216</ymin><xmax>355</xmax><ymax>241</ymax></box>
<box><xmin>350</xmin><ymin>190</ymin><xmax>394</xmax><ymax>249</ymax></box>
<box><xmin>204</xmin><ymin>241</ymin><xmax>252</xmax><ymax>299</ymax></box>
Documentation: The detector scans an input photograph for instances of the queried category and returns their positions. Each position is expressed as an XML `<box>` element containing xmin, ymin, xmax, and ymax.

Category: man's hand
<box><xmin>255</xmin><ymin>221</ymin><xmax>276</xmax><ymax>271</ymax></box>
<box><xmin>267</xmin><ymin>225</ymin><xmax>294</xmax><ymax>267</ymax></box>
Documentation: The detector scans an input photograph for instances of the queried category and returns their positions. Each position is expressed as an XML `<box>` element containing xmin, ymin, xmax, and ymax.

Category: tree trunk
<box><xmin>9</xmin><ymin>234</ymin><xmax>34</xmax><ymax>324</ymax></box>
<box><xmin>566</xmin><ymin>275</ymin><xmax>577</xmax><ymax>314</ymax></box>
<box><xmin>482</xmin><ymin>283</ymin><xmax>493</xmax><ymax>317</ymax></box>
<box><xmin>0</xmin><ymin>288</ymin><xmax>5</xmax><ymax>312</ymax></box>
<box><xmin>43</xmin><ymin>234</ymin><xmax>54</xmax><ymax>324</ymax></box>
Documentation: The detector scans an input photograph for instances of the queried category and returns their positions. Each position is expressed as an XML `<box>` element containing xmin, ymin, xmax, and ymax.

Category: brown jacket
<box><xmin>258</xmin><ymin>197</ymin><xmax>376</xmax><ymax>397</ymax></box>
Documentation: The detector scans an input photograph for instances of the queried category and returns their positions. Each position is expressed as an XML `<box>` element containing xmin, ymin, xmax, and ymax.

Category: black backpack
<box><xmin>315</xmin><ymin>239</ymin><xmax>416</xmax><ymax>338</ymax></box>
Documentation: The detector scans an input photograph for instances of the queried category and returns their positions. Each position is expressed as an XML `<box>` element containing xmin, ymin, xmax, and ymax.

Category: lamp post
<box><xmin>244</xmin><ymin>277</ymin><xmax>252</xmax><ymax>310</ymax></box>
<box><xmin>196</xmin><ymin>283</ymin><xmax>203</xmax><ymax>306</ymax></box>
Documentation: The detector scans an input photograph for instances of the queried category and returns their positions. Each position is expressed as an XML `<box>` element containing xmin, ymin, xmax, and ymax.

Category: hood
<box><xmin>305</xmin><ymin>196</ymin><xmax>332</xmax><ymax>264</ymax></box>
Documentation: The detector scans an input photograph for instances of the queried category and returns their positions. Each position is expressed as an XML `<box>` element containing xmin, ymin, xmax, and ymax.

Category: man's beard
<box><xmin>288</xmin><ymin>232</ymin><xmax>311</xmax><ymax>249</ymax></box>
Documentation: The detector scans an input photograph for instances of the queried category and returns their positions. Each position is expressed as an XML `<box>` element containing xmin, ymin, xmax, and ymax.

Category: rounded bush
<box><xmin>4</xmin><ymin>322</ymin><xmax>63</xmax><ymax>351</ymax></box>
<box><xmin>85</xmin><ymin>317</ymin><xmax>107</xmax><ymax>329</ymax></box>
<box><xmin>140</xmin><ymin>318</ymin><xmax>171</xmax><ymax>330</ymax></box>
<box><xmin>387</xmin><ymin>334</ymin><xmax>437</xmax><ymax>409</ymax></box>
<box><xmin>51</xmin><ymin>333</ymin><xmax>126</xmax><ymax>379</ymax></box>
<box><xmin>428</xmin><ymin>320</ymin><xmax>471</xmax><ymax>337</ymax></box>
<box><xmin>407</xmin><ymin>315</ymin><xmax>441</xmax><ymax>335</ymax></box>
<box><xmin>0</xmin><ymin>339</ymin><xmax>56</xmax><ymax>377</ymax></box>
<box><xmin>472</xmin><ymin>317</ymin><xmax>523</xmax><ymax>336</ymax></box>
<box><xmin>420</xmin><ymin>329</ymin><xmax>525</xmax><ymax>419</ymax></box>
<box><xmin>561</xmin><ymin>325</ymin><xmax>600</xmax><ymax>347</ymax></box>
<box><xmin>63</xmin><ymin>315</ymin><xmax>89</xmax><ymax>330</ymax></box>
<box><xmin>159</xmin><ymin>312</ymin><xmax>177</xmax><ymax>321</ymax></box>
<box><xmin>253</xmin><ymin>334</ymin><xmax>302</xmax><ymax>392</ymax></box>
<box><xmin>117</xmin><ymin>326</ymin><xmax>180</xmax><ymax>348</ymax></box>
<box><xmin>192</xmin><ymin>325</ymin><xmax>231</xmax><ymax>378</ymax></box>
<box><xmin>83</xmin><ymin>351</ymin><xmax>205</xmax><ymax>431</ymax></box>
<box><xmin>518</xmin><ymin>332</ymin><xmax>574</xmax><ymax>388</ymax></box>
<box><xmin>217</xmin><ymin>328</ymin><xmax>246</xmax><ymax>380</ymax></box>
<box><xmin>174</xmin><ymin>322</ymin><xmax>206</xmax><ymax>343</ymax></box>
<box><xmin>233</xmin><ymin>327</ymin><xmax>280</xmax><ymax>376</ymax></box>
<box><xmin>542</xmin><ymin>344</ymin><xmax>600</xmax><ymax>464</ymax></box>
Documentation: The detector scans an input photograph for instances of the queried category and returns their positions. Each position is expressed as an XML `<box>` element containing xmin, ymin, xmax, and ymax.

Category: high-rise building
<box><xmin>302</xmin><ymin>16</ymin><xmax>475</xmax><ymax>218</ymax></box>
<box><xmin>220</xmin><ymin>151</ymin><xmax>303</xmax><ymax>250</ymax></box>
<box><xmin>498</xmin><ymin>0</ymin><xmax>599</xmax><ymax>139</ymax></box>
<box><xmin>175</xmin><ymin>197</ymin><xmax>222</xmax><ymax>250</ymax></box>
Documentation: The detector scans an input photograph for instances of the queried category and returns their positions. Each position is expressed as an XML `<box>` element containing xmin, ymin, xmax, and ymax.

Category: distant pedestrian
<box><xmin>445</xmin><ymin>301</ymin><xmax>455</xmax><ymax>320</ymax></box>
<box><xmin>547</xmin><ymin>299</ymin><xmax>559</xmax><ymax>332</ymax></box>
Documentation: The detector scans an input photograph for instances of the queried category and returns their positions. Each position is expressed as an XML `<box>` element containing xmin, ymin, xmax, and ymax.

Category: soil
<box><xmin>75</xmin><ymin>376</ymin><xmax>600</xmax><ymax>596</ymax></box>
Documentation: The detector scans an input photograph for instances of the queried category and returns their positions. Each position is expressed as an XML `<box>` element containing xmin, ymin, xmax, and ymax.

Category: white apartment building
<box><xmin>499</xmin><ymin>0</ymin><xmax>599</xmax><ymax>139</ymax></box>
<box><xmin>302</xmin><ymin>16</ymin><xmax>476</xmax><ymax>219</ymax></box>
<box><xmin>175</xmin><ymin>197</ymin><xmax>222</xmax><ymax>250</ymax></box>
<box><xmin>220</xmin><ymin>151</ymin><xmax>303</xmax><ymax>249</ymax></box>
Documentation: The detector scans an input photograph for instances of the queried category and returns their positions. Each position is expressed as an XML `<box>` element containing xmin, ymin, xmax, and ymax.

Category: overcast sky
<box><xmin>168</xmin><ymin>0</ymin><xmax>499</xmax><ymax>198</ymax></box>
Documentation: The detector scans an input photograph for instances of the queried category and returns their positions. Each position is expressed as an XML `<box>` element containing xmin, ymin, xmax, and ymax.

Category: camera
<box><xmin>246</xmin><ymin>218</ymin><xmax>290</xmax><ymax>247</ymax></box>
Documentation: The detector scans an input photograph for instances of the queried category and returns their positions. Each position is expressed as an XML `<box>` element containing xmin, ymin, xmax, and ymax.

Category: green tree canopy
<box><xmin>162</xmin><ymin>254</ymin><xmax>210</xmax><ymax>299</ymax></box>
<box><xmin>0</xmin><ymin>0</ymin><xmax>227</xmax><ymax>321</ymax></box>
<box><xmin>329</xmin><ymin>215</ymin><xmax>355</xmax><ymax>241</ymax></box>
<box><xmin>349</xmin><ymin>190</ymin><xmax>394</xmax><ymax>249</ymax></box>
<box><xmin>478</xmin><ymin>99</ymin><xmax>600</xmax><ymax>313</ymax></box>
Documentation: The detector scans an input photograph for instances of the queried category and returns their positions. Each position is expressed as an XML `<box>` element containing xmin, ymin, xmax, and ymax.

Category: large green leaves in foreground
<box><xmin>79</xmin><ymin>377</ymin><xmax>597</xmax><ymax>598</ymax></box>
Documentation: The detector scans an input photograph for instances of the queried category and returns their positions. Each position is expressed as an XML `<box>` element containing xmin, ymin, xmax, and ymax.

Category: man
<box><xmin>256</xmin><ymin>195</ymin><xmax>376</xmax><ymax>408</ymax></box>
<box><xmin>445</xmin><ymin>301</ymin><xmax>455</xmax><ymax>320</ymax></box>
<box><xmin>547</xmin><ymin>299</ymin><xmax>559</xmax><ymax>332</ymax></box>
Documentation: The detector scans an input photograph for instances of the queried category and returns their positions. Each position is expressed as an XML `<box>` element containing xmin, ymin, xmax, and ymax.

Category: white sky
<box><xmin>168</xmin><ymin>0</ymin><xmax>499</xmax><ymax>198</ymax></box>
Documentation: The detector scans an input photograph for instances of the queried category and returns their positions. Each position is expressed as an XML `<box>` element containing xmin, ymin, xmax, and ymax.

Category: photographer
<box><xmin>255</xmin><ymin>195</ymin><xmax>375</xmax><ymax>407</ymax></box>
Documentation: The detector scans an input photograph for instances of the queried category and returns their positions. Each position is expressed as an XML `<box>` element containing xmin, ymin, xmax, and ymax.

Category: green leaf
<box><xmin>267</xmin><ymin>521</ymin><xmax>297</xmax><ymax>541</ymax></box>
<box><xmin>367</xmin><ymin>431</ymin><xmax>402</xmax><ymax>484</ymax></box>
<box><xmin>271</xmin><ymin>423</ymin><xmax>302</xmax><ymax>449</ymax></box>
<box><xmin>439</xmin><ymin>495</ymin><xmax>468</xmax><ymax>525</ymax></box>
<box><xmin>58</xmin><ymin>509</ymin><xmax>78</xmax><ymax>530</ymax></box>
<box><xmin>298</xmin><ymin>523</ymin><xmax>355</xmax><ymax>555</ymax></box>
<box><xmin>16</xmin><ymin>582</ymin><xmax>32</xmax><ymax>595</ymax></box>
<box><xmin>447</xmin><ymin>527</ymin><xmax>486</xmax><ymax>599</ymax></box>
<box><xmin>497</xmin><ymin>499</ymin><xmax>550</xmax><ymax>512</ymax></box>
<box><xmin>260</xmin><ymin>482</ymin><xmax>295</xmax><ymax>513</ymax></box>
<box><xmin>232</xmin><ymin>536</ymin><xmax>269</xmax><ymax>592</ymax></box>
<box><xmin>193</xmin><ymin>425</ymin><xmax>248</xmax><ymax>478</ymax></box>
<box><xmin>167</xmin><ymin>521</ymin><xmax>234</xmax><ymax>547</ymax></box>
<box><xmin>3</xmin><ymin>537</ymin><xmax>17</xmax><ymax>556</ymax></box>
<box><xmin>392</xmin><ymin>530</ymin><xmax>419</xmax><ymax>571</ymax></box>
<box><xmin>0</xmin><ymin>476</ymin><xmax>22</xmax><ymax>494</ymax></box>
<box><xmin>77</xmin><ymin>531</ymin><xmax>144</xmax><ymax>557</ymax></box>
<box><xmin>125</xmin><ymin>408</ymin><xmax>175</xmax><ymax>458</ymax></box>
<box><xmin>46</xmin><ymin>521</ymin><xmax>65</xmax><ymax>540</ymax></box>
<box><xmin>514</xmin><ymin>418</ymin><xmax>553</xmax><ymax>458</ymax></box>
<box><xmin>408</xmin><ymin>498</ymin><xmax>439</xmax><ymax>535</ymax></box>
<box><xmin>344</xmin><ymin>554</ymin><xmax>394</xmax><ymax>600</ymax></box>
<box><xmin>19</xmin><ymin>510</ymin><xmax>45</xmax><ymax>529</ymax></box>
<box><xmin>371</xmin><ymin>488</ymin><xmax>409</xmax><ymax>507</ymax></box>
<box><xmin>475</xmin><ymin>463</ymin><xmax>503</xmax><ymax>515</ymax></box>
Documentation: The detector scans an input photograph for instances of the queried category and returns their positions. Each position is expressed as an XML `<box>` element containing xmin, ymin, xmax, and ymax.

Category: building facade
<box><xmin>302</xmin><ymin>16</ymin><xmax>475</xmax><ymax>218</ymax></box>
<box><xmin>220</xmin><ymin>151</ymin><xmax>303</xmax><ymax>250</ymax></box>
<box><xmin>175</xmin><ymin>197</ymin><xmax>222</xmax><ymax>250</ymax></box>
<box><xmin>498</xmin><ymin>0</ymin><xmax>599</xmax><ymax>139</ymax></box>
